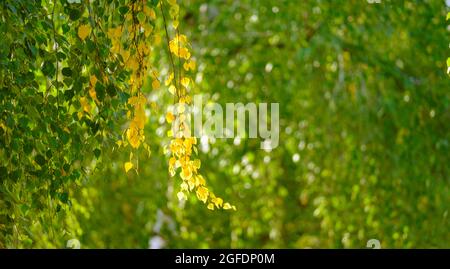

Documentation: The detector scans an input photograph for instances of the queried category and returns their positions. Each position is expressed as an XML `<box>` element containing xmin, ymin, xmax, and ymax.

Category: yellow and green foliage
<box><xmin>0</xmin><ymin>0</ymin><xmax>449</xmax><ymax>248</ymax></box>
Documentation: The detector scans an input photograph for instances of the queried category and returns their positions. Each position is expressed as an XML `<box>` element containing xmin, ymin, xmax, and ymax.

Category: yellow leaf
<box><xmin>169</xmin><ymin>157</ymin><xmax>177</xmax><ymax>167</ymax></box>
<box><xmin>79</xmin><ymin>97</ymin><xmax>91</xmax><ymax>113</ymax></box>
<box><xmin>180</xmin><ymin>166</ymin><xmax>193</xmax><ymax>181</ymax></box>
<box><xmin>166</xmin><ymin>112</ymin><xmax>175</xmax><ymax>123</ymax></box>
<box><xmin>124</xmin><ymin>162</ymin><xmax>133</xmax><ymax>173</ymax></box>
<box><xmin>126</xmin><ymin>57</ymin><xmax>139</xmax><ymax>72</ymax></box>
<box><xmin>126</xmin><ymin>124</ymin><xmax>141</xmax><ymax>148</ymax></box>
<box><xmin>78</xmin><ymin>24</ymin><xmax>91</xmax><ymax>41</ymax></box>
<box><xmin>165</xmin><ymin>72</ymin><xmax>174</xmax><ymax>86</ymax></box>
<box><xmin>138</xmin><ymin>43</ymin><xmax>149</xmax><ymax>55</ymax></box>
<box><xmin>90</xmin><ymin>75</ymin><xmax>97</xmax><ymax>86</ymax></box>
<box><xmin>196</xmin><ymin>186</ymin><xmax>209</xmax><ymax>203</ymax></box>
<box><xmin>177</xmin><ymin>34</ymin><xmax>187</xmax><ymax>43</ymax></box>
<box><xmin>183</xmin><ymin>60</ymin><xmax>196</xmax><ymax>71</ymax></box>
<box><xmin>152</xmin><ymin>80</ymin><xmax>160</xmax><ymax>90</ymax></box>
<box><xmin>169</xmin><ymin>5</ymin><xmax>179</xmax><ymax>18</ymax></box>
<box><xmin>168</xmin><ymin>85</ymin><xmax>176</xmax><ymax>95</ymax></box>
<box><xmin>89</xmin><ymin>88</ymin><xmax>98</xmax><ymax>103</ymax></box>
<box><xmin>181</xmin><ymin>77</ymin><xmax>190</xmax><ymax>88</ymax></box>
<box><xmin>133</xmin><ymin>108</ymin><xmax>146</xmax><ymax>129</ymax></box>
<box><xmin>183</xmin><ymin>62</ymin><xmax>189</xmax><ymax>71</ymax></box>
<box><xmin>120</xmin><ymin>50</ymin><xmax>130</xmax><ymax>61</ymax></box>
<box><xmin>193</xmin><ymin>159</ymin><xmax>201</xmax><ymax>169</ymax></box>
<box><xmin>144</xmin><ymin>24</ymin><xmax>153</xmax><ymax>37</ymax></box>
<box><xmin>107</xmin><ymin>27</ymin><xmax>122</xmax><ymax>40</ymax></box>
<box><xmin>187</xmin><ymin>177</ymin><xmax>196</xmax><ymax>191</ymax></box>
<box><xmin>127</xmin><ymin>96</ymin><xmax>138</xmax><ymax>106</ymax></box>
<box><xmin>138</xmin><ymin>95</ymin><xmax>147</xmax><ymax>106</ymax></box>
<box><xmin>189</xmin><ymin>60</ymin><xmax>196</xmax><ymax>70</ymax></box>
<box><xmin>144</xmin><ymin>6</ymin><xmax>156</xmax><ymax>20</ymax></box>
<box><xmin>195</xmin><ymin>175</ymin><xmax>206</xmax><ymax>186</ymax></box>
<box><xmin>212</xmin><ymin>197</ymin><xmax>223</xmax><ymax>208</ymax></box>
<box><xmin>179</xmin><ymin>48</ymin><xmax>190</xmax><ymax>59</ymax></box>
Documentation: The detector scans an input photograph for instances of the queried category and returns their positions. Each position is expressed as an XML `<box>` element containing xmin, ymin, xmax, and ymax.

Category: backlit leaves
<box><xmin>164</xmin><ymin>4</ymin><xmax>235</xmax><ymax>209</ymax></box>
<box><xmin>1</xmin><ymin>0</ymin><xmax>239</xmax><ymax>249</ymax></box>
<box><xmin>124</xmin><ymin>162</ymin><xmax>133</xmax><ymax>173</ymax></box>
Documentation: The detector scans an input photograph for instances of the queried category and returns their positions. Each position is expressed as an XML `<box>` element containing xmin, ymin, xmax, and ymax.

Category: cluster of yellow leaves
<box><xmin>169</xmin><ymin>34</ymin><xmax>191</xmax><ymax>60</ymax></box>
<box><xmin>108</xmin><ymin>27</ymin><xmax>125</xmax><ymax>56</ymax></box>
<box><xmin>110</xmin><ymin>1</ymin><xmax>157</xmax><ymax>172</ymax></box>
<box><xmin>89</xmin><ymin>75</ymin><xmax>99</xmax><ymax>103</ymax></box>
<box><xmin>164</xmin><ymin>72</ymin><xmax>195</xmax><ymax>101</ymax></box>
<box><xmin>77</xmin><ymin>97</ymin><xmax>92</xmax><ymax>119</ymax></box>
<box><xmin>167</xmin><ymin>115</ymin><xmax>235</xmax><ymax>211</ymax></box>
<box><xmin>164</xmin><ymin>0</ymin><xmax>235</xmax><ymax>210</ymax></box>
<box><xmin>126</xmin><ymin>94</ymin><xmax>147</xmax><ymax>149</ymax></box>
<box><xmin>166</xmin><ymin>0</ymin><xmax>180</xmax><ymax>29</ymax></box>
<box><xmin>78</xmin><ymin>97</ymin><xmax>91</xmax><ymax>116</ymax></box>
<box><xmin>124</xmin><ymin>161</ymin><xmax>134</xmax><ymax>173</ymax></box>
<box><xmin>76</xmin><ymin>22</ymin><xmax>100</xmax><ymax>119</ymax></box>
<box><xmin>183</xmin><ymin>59</ymin><xmax>196</xmax><ymax>71</ymax></box>
<box><xmin>107</xmin><ymin>4</ymin><xmax>156</xmax><ymax>94</ymax></box>
<box><xmin>78</xmin><ymin>69</ymin><xmax>108</xmax><ymax>119</ymax></box>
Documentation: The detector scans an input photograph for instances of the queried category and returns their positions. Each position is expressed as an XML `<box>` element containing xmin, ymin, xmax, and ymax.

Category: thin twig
<box><xmin>159</xmin><ymin>1</ymin><xmax>180</xmax><ymax>101</ymax></box>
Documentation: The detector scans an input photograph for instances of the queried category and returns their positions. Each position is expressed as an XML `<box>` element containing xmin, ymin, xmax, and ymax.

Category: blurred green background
<box><xmin>1</xmin><ymin>0</ymin><xmax>450</xmax><ymax>248</ymax></box>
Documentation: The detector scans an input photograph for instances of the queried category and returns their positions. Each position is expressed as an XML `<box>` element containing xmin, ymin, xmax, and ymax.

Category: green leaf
<box><xmin>40</xmin><ymin>19</ymin><xmax>52</xmax><ymax>31</ymax></box>
<box><xmin>41</xmin><ymin>60</ymin><xmax>55</xmax><ymax>77</ymax></box>
<box><xmin>62</xmin><ymin>23</ymin><xmax>70</xmax><ymax>34</ymax></box>
<box><xmin>26</xmin><ymin>40</ymin><xmax>37</xmax><ymax>57</ymax></box>
<box><xmin>64</xmin><ymin>89</ymin><xmax>74</xmax><ymax>101</ymax></box>
<box><xmin>34</xmin><ymin>154</ymin><xmax>46</xmax><ymax>166</ymax></box>
<box><xmin>94</xmin><ymin>148</ymin><xmax>101</xmax><ymax>158</ymax></box>
<box><xmin>59</xmin><ymin>192</ymin><xmax>69</xmax><ymax>204</ymax></box>
<box><xmin>69</xmin><ymin>9</ymin><xmax>81</xmax><ymax>21</ymax></box>
<box><xmin>86</xmin><ymin>39</ymin><xmax>96</xmax><ymax>51</ymax></box>
<box><xmin>57</xmin><ymin>52</ymin><xmax>66</xmax><ymax>61</ymax></box>
<box><xmin>119</xmin><ymin>6</ymin><xmax>129</xmax><ymax>15</ymax></box>
<box><xmin>61</xmin><ymin>131</ymin><xmax>70</xmax><ymax>144</ymax></box>
<box><xmin>62</xmin><ymin>67</ymin><xmax>72</xmax><ymax>77</ymax></box>
<box><xmin>23</xmin><ymin>143</ymin><xmax>33</xmax><ymax>154</ymax></box>
<box><xmin>137</xmin><ymin>12</ymin><xmax>146</xmax><ymax>24</ymax></box>
<box><xmin>0</xmin><ymin>167</ymin><xmax>7</xmax><ymax>180</ymax></box>
<box><xmin>95</xmin><ymin>82</ymin><xmax>106</xmax><ymax>101</ymax></box>
<box><xmin>106</xmin><ymin>83</ymin><xmax>117</xmax><ymax>97</ymax></box>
